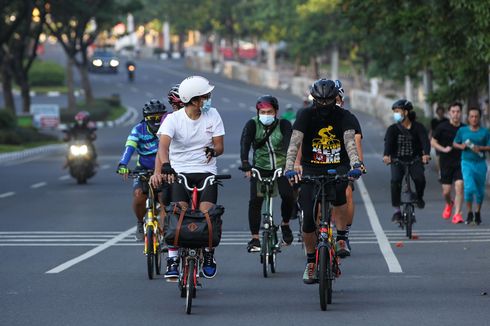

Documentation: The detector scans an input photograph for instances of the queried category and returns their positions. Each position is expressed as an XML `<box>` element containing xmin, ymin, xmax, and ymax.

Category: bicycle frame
<box><xmin>251</xmin><ymin>168</ymin><xmax>282</xmax><ymax>277</ymax></box>
<box><xmin>392</xmin><ymin>158</ymin><xmax>419</xmax><ymax>239</ymax></box>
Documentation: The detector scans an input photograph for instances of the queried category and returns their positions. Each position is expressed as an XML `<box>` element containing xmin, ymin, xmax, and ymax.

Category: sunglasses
<box><xmin>145</xmin><ymin>115</ymin><xmax>162</xmax><ymax>122</ymax></box>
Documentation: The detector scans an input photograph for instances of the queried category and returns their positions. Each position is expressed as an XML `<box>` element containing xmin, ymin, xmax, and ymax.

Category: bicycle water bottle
<box><xmin>464</xmin><ymin>139</ymin><xmax>485</xmax><ymax>158</ymax></box>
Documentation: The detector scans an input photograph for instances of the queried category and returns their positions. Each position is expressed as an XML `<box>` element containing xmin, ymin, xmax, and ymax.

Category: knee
<box><xmin>134</xmin><ymin>189</ymin><xmax>145</xmax><ymax>201</ymax></box>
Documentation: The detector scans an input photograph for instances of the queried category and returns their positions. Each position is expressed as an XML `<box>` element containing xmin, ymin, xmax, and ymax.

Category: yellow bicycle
<box><xmin>128</xmin><ymin>170</ymin><xmax>166</xmax><ymax>279</ymax></box>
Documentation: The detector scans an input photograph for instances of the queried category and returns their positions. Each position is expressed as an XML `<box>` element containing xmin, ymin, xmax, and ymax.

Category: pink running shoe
<box><xmin>442</xmin><ymin>202</ymin><xmax>453</xmax><ymax>219</ymax></box>
<box><xmin>452</xmin><ymin>213</ymin><xmax>464</xmax><ymax>224</ymax></box>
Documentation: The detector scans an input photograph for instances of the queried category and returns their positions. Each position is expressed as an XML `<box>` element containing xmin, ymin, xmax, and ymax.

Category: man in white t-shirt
<box><xmin>152</xmin><ymin>76</ymin><xmax>225</xmax><ymax>279</ymax></box>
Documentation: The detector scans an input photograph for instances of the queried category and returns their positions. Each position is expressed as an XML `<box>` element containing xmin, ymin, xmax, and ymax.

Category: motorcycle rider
<box><xmin>117</xmin><ymin>99</ymin><xmax>170</xmax><ymax>241</ymax></box>
<box><xmin>63</xmin><ymin>111</ymin><xmax>97</xmax><ymax>166</ymax></box>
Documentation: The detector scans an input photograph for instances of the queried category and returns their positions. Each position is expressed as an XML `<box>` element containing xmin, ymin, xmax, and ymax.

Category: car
<box><xmin>88</xmin><ymin>50</ymin><xmax>120</xmax><ymax>73</ymax></box>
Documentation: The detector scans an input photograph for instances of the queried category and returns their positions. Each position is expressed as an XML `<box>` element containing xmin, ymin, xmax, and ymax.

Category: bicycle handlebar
<box><xmin>300</xmin><ymin>171</ymin><xmax>350</xmax><ymax>184</ymax></box>
<box><xmin>250</xmin><ymin>168</ymin><xmax>283</xmax><ymax>182</ymax></box>
<box><xmin>125</xmin><ymin>169</ymin><xmax>154</xmax><ymax>179</ymax></box>
<box><xmin>177</xmin><ymin>173</ymin><xmax>231</xmax><ymax>192</ymax></box>
<box><xmin>390</xmin><ymin>157</ymin><xmax>422</xmax><ymax>166</ymax></box>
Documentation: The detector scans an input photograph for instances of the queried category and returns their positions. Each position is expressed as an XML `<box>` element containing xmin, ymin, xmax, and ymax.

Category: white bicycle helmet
<box><xmin>178</xmin><ymin>76</ymin><xmax>215</xmax><ymax>103</ymax></box>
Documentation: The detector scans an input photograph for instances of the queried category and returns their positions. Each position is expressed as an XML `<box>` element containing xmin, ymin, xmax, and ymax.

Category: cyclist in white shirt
<box><xmin>152</xmin><ymin>76</ymin><xmax>225</xmax><ymax>279</ymax></box>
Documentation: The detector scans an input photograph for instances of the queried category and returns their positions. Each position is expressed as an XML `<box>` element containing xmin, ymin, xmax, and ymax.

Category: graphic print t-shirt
<box><xmin>293</xmin><ymin>106</ymin><xmax>356</xmax><ymax>174</ymax></box>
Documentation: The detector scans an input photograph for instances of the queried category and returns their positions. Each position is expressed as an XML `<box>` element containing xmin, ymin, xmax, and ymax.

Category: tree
<box><xmin>1</xmin><ymin>0</ymin><xmax>45</xmax><ymax>114</ymax></box>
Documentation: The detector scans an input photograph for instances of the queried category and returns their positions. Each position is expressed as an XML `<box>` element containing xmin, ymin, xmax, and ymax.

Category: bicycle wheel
<box><xmin>185</xmin><ymin>259</ymin><xmax>195</xmax><ymax>314</ymax></box>
<box><xmin>262</xmin><ymin>230</ymin><xmax>270</xmax><ymax>278</ymax></box>
<box><xmin>155</xmin><ymin>233</ymin><xmax>163</xmax><ymax>275</ymax></box>
<box><xmin>179</xmin><ymin>261</ymin><xmax>186</xmax><ymax>298</ymax></box>
<box><xmin>318</xmin><ymin>245</ymin><xmax>332</xmax><ymax>311</ymax></box>
<box><xmin>270</xmin><ymin>229</ymin><xmax>277</xmax><ymax>274</ymax></box>
<box><xmin>405</xmin><ymin>204</ymin><xmax>414</xmax><ymax>239</ymax></box>
<box><xmin>146</xmin><ymin>227</ymin><xmax>155</xmax><ymax>280</ymax></box>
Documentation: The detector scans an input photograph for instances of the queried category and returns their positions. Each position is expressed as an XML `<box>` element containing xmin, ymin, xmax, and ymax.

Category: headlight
<box><xmin>92</xmin><ymin>59</ymin><xmax>103</xmax><ymax>67</ymax></box>
<box><xmin>70</xmin><ymin>145</ymin><xmax>89</xmax><ymax>156</ymax></box>
<box><xmin>109</xmin><ymin>59</ymin><xmax>119</xmax><ymax>67</ymax></box>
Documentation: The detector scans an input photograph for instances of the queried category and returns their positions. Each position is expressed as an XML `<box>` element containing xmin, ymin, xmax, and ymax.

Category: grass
<box><xmin>107</xmin><ymin>106</ymin><xmax>126</xmax><ymax>120</ymax></box>
<box><xmin>0</xmin><ymin>140</ymin><xmax>62</xmax><ymax>154</ymax></box>
<box><xmin>13</xmin><ymin>85</ymin><xmax>73</xmax><ymax>94</ymax></box>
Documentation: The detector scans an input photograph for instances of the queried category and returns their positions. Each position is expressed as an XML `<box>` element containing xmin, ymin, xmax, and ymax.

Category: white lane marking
<box><xmin>101</xmin><ymin>164</ymin><xmax>110</xmax><ymax>170</ymax></box>
<box><xmin>221</xmin><ymin>169</ymin><xmax>230</xmax><ymax>173</ymax></box>
<box><xmin>45</xmin><ymin>226</ymin><xmax>136</xmax><ymax>274</ymax></box>
<box><xmin>238</xmin><ymin>103</ymin><xmax>246</xmax><ymax>108</ymax></box>
<box><xmin>30</xmin><ymin>182</ymin><xmax>47</xmax><ymax>189</ymax></box>
<box><xmin>0</xmin><ymin>192</ymin><xmax>15</xmax><ymax>198</ymax></box>
<box><xmin>59</xmin><ymin>175</ymin><xmax>70</xmax><ymax>181</ymax></box>
<box><xmin>230</xmin><ymin>164</ymin><xmax>237</xmax><ymax>169</ymax></box>
<box><xmin>222</xmin><ymin>97</ymin><xmax>230</xmax><ymax>103</ymax></box>
<box><xmin>357</xmin><ymin>178</ymin><xmax>403</xmax><ymax>273</ymax></box>
<box><xmin>145</xmin><ymin>92</ymin><xmax>153</xmax><ymax>98</ymax></box>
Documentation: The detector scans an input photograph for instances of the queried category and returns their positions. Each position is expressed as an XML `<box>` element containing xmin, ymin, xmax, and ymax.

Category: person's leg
<box><xmin>410</xmin><ymin>160</ymin><xmax>426</xmax><ymax>208</ymax></box>
<box><xmin>453</xmin><ymin>180</ymin><xmax>464</xmax><ymax>215</ymax></box>
<box><xmin>247</xmin><ymin>178</ymin><xmax>262</xmax><ymax>251</ymax></box>
<box><xmin>299</xmin><ymin>182</ymin><xmax>317</xmax><ymax>284</ymax></box>
<box><xmin>278</xmin><ymin>176</ymin><xmax>294</xmax><ymax>244</ymax></box>
<box><xmin>132</xmin><ymin>179</ymin><xmax>146</xmax><ymax>241</ymax></box>
<box><xmin>462</xmin><ymin>160</ymin><xmax>476</xmax><ymax>224</ymax></box>
<box><xmin>473</xmin><ymin>161</ymin><xmax>487</xmax><ymax>225</ymax></box>
<box><xmin>390</xmin><ymin>164</ymin><xmax>403</xmax><ymax>222</ymax></box>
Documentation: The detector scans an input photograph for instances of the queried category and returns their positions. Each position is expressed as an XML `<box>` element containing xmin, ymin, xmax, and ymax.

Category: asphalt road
<box><xmin>1</xmin><ymin>47</ymin><xmax>489</xmax><ymax>326</ymax></box>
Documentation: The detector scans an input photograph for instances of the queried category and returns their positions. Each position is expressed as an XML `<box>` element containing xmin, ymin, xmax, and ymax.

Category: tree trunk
<box><xmin>404</xmin><ymin>75</ymin><xmax>413</xmax><ymax>100</ymax></box>
<box><xmin>18</xmin><ymin>73</ymin><xmax>31</xmax><ymax>114</ymax></box>
<box><xmin>310</xmin><ymin>57</ymin><xmax>319</xmax><ymax>79</ymax></box>
<box><xmin>348</xmin><ymin>60</ymin><xmax>362</xmax><ymax>89</ymax></box>
<box><xmin>294</xmin><ymin>55</ymin><xmax>301</xmax><ymax>76</ymax></box>
<box><xmin>66</xmin><ymin>58</ymin><xmax>76</xmax><ymax>111</ymax></box>
<box><xmin>331</xmin><ymin>44</ymin><xmax>339</xmax><ymax>81</ymax></box>
<box><xmin>76</xmin><ymin>63</ymin><xmax>93</xmax><ymax>106</ymax></box>
<box><xmin>267</xmin><ymin>43</ymin><xmax>277</xmax><ymax>71</ymax></box>
<box><xmin>1</xmin><ymin>61</ymin><xmax>16</xmax><ymax>115</ymax></box>
<box><xmin>422</xmin><ymin>69</ymin><xmax>433</xmax><ymax>118</ymax></box>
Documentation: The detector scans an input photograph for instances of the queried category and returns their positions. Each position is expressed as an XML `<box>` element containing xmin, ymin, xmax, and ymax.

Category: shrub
<box><xmin>28</xmin><ymin>60</ymin><xmax>65</xmax><ymax>87</ymax></box>
<box><xmin>60</xmin><ymin>97</ymin><xmax>123</xmax><ymax>123</ymax></box>
<box><xmin>0</xmin><ymin>110</ymin><xmax>16</xmax><ymax>129</ymax></box>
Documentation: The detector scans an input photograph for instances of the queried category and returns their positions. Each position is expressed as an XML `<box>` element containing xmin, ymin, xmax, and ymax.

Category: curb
<box><xmin>0</xmin><ymin>106</ymin><xmax>136</xmax><ymax>164</ymax></box>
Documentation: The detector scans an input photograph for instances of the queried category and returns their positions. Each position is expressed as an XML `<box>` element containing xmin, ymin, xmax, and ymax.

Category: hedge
<box><xmin>28</xmin><ymin>60</ymin><xmax>65</xmax><ymax>87</ymax></box>
<box><xmin>60</xmin><ymin>96</ymin><xmax>123</xmax><ymax>123</ymax></box>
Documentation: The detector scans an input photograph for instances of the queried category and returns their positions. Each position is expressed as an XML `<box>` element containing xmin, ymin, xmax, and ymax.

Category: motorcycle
<box><xmin>66</xmin><ymin>139</ymin><xmax>96</xmax><ymax>184</ymax></box>
<box><xmin>127</xmin><ymin>61</ymin><xmax>136</xmax><ymax>82</ymax></box>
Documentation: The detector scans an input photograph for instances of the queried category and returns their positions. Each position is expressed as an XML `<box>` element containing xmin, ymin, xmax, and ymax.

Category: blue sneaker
<box><xmin>202</xmin><ymin>250</ymin><xmax>217</xmax><ymax>279</ymax></box>
<box><xmin>164</xmin><ymin>257</ymin><xmax>179</xmax><ymax>279</ymax></box>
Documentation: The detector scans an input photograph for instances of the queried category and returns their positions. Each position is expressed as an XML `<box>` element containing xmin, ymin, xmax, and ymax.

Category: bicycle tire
<box><xmin>155</xmin><ymin>232</ymin><xmax>163</xmax><ymax>275</ymax></box>
<box><xmin>405</xmin><ymin>204</ymin><xmax>413</xmax><ymax>239</ymax></box>
<box><xmin>179</xmin><ymin>261</ymin><xmax>186</xmax><ymax>298</ymax></box>
<box><xmin>185</xmin><ymin>259</ymin><xmax>195</xmax><ymax>314</ymax></box>
<box><xmin>318</xmin><ymin>245</ymin><xmax>331</xmax><ymax>311</ymax></box>
<box><xmin>270</xmin><ymin>229</ymin><xmax>277</xmax><ymax>274</ymax></box>
<box><xmin>146</xmin><ymin>227</ymin><xmax>155</xmax><ymax>280</ymax></box>
<box><xmin>262</xmin><ymin>230</ymin><xmax>270</xmax><ymax>278</ymax></box>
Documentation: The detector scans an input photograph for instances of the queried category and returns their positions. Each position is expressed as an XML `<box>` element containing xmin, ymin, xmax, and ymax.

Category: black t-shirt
<box><xmin>431</xmin><ymin>117</ymin><xmax>448</xmax><ymax>132</ymax></box>
<box><xmin>293</xmin><ymin>105</ymin><xmax>357</xmax><ymax>173</ymax></box>
<box><xmin>432</xmin><ymin>121</ymin><xmax>464</xmax><ymax>166</ymax></box>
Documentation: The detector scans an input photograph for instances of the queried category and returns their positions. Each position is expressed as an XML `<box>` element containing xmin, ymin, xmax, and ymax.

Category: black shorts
<box><xmin>171</xmin><ymin>172</ymin><xmax>218</xmax><ymax>204</ymax></box>
<box><xmin>439</xmin><ymin>164</ymin><xmax>463</xmax><ymax>185</ymax></box>
<box><xmin>132</xmin><ymin>175</ymin><xmax>171</xmax><ymax>206</ymax></box>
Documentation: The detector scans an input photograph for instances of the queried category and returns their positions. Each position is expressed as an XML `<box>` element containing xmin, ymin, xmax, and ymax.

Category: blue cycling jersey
<box><xmin>119</xmin><ymin>121</ymin><xmax>159</xmax><ymax>169</ymax></box>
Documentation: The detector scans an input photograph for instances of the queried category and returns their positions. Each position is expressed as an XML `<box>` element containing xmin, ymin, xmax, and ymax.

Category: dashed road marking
<box><xmin>0</xmin><ymin>192</ymin><xmax>15</xmax><ymax>199</ymax></box>
<box><xmin>59</xmin><ymin>175</ymin><xmax>70</xmax><ymax>181</ymax></box>
<box><xmin>30</xmin><ymin>182</ymin><xmax>47</xmax><ymax>189</ymax></box>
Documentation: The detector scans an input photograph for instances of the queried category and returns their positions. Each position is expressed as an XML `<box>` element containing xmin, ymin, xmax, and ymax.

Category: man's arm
<box><xmin>344</xmin><ymin>129</ymin><xmax>360</xmax><ymax>166</ymax></box>
<box><xmin>286</xmin><ymin>130</ymin><xmax>304</xmax><ymax>171</ymax></box>
<box><xmin>212</xmin><ymin>135</ymin><xmax>224</xmax><ymax>157</ymax></box>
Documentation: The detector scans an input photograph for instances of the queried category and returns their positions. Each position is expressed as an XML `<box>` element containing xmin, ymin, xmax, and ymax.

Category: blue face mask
<box><xmin>201</xmin><ymin>99</ymin><xmax>212</xmax><ymax>113</ymax></box>
<box><xmin>259</xmin><ymin>114</ymin><xmax>275</xmax><ymax>126</ymax></box>
<box><xmin>393</xmin><ymin>112</ymin><xmax>404</xmax><ymax>123</ymax></box>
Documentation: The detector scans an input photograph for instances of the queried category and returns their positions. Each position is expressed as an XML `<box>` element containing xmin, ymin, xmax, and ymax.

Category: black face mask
<box><xmin>146</xmin><ymin>121</ymin><xmax>161</xmax><ymax>135</ymax></box>
<box><xmin>315</xmin><ymin>101</ymin><xmax>336</xmax><ymax>118</ymax></box>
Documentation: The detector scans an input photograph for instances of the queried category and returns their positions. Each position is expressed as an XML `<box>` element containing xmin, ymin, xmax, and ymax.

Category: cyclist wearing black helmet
<box><xmin>117</xmin><ymin>99</ymin><xmax>170</xmax><ymax>241</ymax></box>
<box><xmin>383</xmin><ymin>99</ymin><xmax>430</xmax><ymax>223</ymax></box>
<box><xmin>284</xmin><ymin>79</ymin><xmax>362</xmax><ymax>284</ymax></box>
<box><xmin>239</xmin><ymin>95</ymin><xmax>295</xmax><ymax>252</ymax></box>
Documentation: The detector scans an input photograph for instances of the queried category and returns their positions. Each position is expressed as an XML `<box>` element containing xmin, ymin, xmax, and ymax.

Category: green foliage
<box><xmin>0</xmin><ymin>124</ymin><xmax>58</xmax><ymax>145</ymax></box>
<box><xmin>60</xmin><ymin>97</ymin><xmax>125</xmax><ymax>123</ymax></box>
<box><xmin>0</xmin><ymin>110</ymin><xmax>17</xmax><ymax>129</ymax></box>
<box><xmin>28</xmin><ymin>60</ymin><xmax>65</xmax><ymax>87</ymax></box>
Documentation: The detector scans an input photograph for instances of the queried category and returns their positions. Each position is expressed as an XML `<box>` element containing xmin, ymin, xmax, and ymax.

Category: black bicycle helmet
<box><xmin>142</xmin><ymin>99</ymin><xmax>167</xmax><ymax>117</ymax></box>
<box><xmin>392</xmin><ymin>99</ymin><xmax>413</xmax><ymax>111</ymax></box>
<box><xmin>256</xmin><ymin>95</ymin><xmax>279</xmax><ymax>111</ymax></box>
<box><xmin>310</xmin><ymin>79</ymin><xmax>338</xmax><ymax>106</ymax></box>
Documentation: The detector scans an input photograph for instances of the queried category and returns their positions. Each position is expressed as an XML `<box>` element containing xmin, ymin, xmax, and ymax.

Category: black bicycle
<box><xmin>251</xmin><ymin>168</ymin><xmax>282</xmax><ymax>278</ymax></box>
<box><xmin>301</xmin><ymin>170</ymin><xmax>350</xmax><ymax>311</ymax></box>
<box><xmin>391</xmin><ymin>158</ymin><xmax>421</xmax><ymax>239</ymax></box>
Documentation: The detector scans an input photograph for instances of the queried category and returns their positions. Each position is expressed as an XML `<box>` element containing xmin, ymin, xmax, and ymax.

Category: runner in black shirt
<box><xmin>431</xmin><ymin>102</ymin><xmax>464</xmax><ymax>223</ymax></box>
